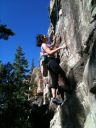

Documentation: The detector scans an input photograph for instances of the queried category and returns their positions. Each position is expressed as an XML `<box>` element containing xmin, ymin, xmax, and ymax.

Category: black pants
<box><xmin>47</xmin><ymin>58</ymin><xmax>68</xmax><ymax>89</ymax></box>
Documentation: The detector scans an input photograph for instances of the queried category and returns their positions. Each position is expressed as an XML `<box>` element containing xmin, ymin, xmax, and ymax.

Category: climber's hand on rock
<box><xmin>60</xmin><ymin>43</ymin><xmax>66</xmax><ymax>49</ymax></box>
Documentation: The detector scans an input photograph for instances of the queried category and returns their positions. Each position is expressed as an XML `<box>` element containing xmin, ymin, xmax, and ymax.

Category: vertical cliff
<box><xmin>48</xmin><ymin>0</ymin><xmax>96</xmax><ymax>128</ymax></box>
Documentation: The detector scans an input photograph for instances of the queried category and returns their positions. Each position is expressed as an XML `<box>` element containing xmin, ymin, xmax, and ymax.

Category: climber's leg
<box><xmin>47</xmin><ymin>59</ymin><xmax>70</xmax><ymax>92</ymax></box>
<box><xmin>48</xmin><ymin>68</ymin><xmax>63</xmax><ymax>105</ymax></box>
<box><xmin>49</xmin><ymin>69</ymin><xmax>59</xmax><ymax>97</ymax></box>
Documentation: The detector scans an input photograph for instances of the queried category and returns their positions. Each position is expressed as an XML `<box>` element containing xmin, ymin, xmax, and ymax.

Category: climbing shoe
<box><xmin>51</xmin><ymin>98</ymin><xmax>64</xmax><ymax>105</ymax></box>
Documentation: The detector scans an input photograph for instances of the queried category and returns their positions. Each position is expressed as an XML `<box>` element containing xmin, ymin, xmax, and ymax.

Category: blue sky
<box><xmin>0</xmin><ymin>0</ymin><xmax>50</xmax><ymax>68</ymax></box>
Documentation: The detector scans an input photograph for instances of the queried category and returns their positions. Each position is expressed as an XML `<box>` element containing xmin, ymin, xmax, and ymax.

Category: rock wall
<box><xmin>49</xmin><ymin>0</ymin><xmax>96</xmax><ymax>128</ymax></box>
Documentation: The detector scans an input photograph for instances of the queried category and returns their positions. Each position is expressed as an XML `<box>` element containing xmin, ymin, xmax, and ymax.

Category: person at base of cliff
<box><xmin>36</xmin><ymin>34</ymin><xmax>69</xmax><ymax>105</ymax></box>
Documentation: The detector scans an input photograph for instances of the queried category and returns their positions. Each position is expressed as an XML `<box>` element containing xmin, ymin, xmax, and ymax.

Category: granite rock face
<box><xmin>48</xmin><ymin>0</ymin><xmax>96</xmax><ymax>128</ymax></box>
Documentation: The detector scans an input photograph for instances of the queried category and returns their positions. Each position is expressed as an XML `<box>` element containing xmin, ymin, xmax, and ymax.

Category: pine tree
<box><xmin>12</xmin><ymin>46</ymin><xmax>29</xmax><ymax>99</ymax></box>
<box><xmin>13</xmin><ymin>46</ymin><xmax>29</xmax><ymax>81</ymax></box>
<box><xmin>0</xmin><ymin>24</ymin><xmax>14</xmax><ymax>40</ymax></box>
<box><xmin>0</xmin><ymin>62</ymin><xmax>31</xmax><ymax>128</ymax></box>
<box><xmin>0</xmin><ymin>62</ymin><xmax>14</xmax><ymax>110</ymax></box>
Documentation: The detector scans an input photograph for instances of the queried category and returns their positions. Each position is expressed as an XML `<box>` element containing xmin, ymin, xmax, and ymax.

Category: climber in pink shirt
<box><xmin>36</xmin><ymin>34</ymin><xmax>68</xmax><ymax>105</ymax></box>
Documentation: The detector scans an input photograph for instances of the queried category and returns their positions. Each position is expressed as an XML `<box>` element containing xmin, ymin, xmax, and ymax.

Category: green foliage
<box><xmin>13</xmin><ymin>46</ymin><xmax>29</xmax><ymax>80</ymax></box>
<box><xmin>12</xmin><ymin>46</ymin><xmax>30</xmax><ymax>101</ymax></box>
<box><xmin>0</xmin><ymin>24</ymin><xmax>15</xmax><ymax>40</ymax></box>
<box><xmin>0</xmin><ymin>47</ymin><xmax>34</xmax><ymax>128</ymax></box>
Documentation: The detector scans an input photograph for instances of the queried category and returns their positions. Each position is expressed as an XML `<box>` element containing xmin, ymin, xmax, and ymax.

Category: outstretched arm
<box><xmin>42</xmin><ymin>43</ymin><xmax>66</xmax><ymax>55</ymax></box>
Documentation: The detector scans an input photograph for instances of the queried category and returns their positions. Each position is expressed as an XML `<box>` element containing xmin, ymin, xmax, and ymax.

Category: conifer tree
<box><xmin>13</xmin><ymin>46</ymin><xmax>29</xmax><ymax>99</ymax></box>
<box><xmin>13</xmin><ymin>46</ymin><xmax>29</xmax><ymax>81</ymax></box>
<box><xmin>0</xmin><ymin>24</ymin><xmax>14</xmax><ymax>40</ymax></box>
